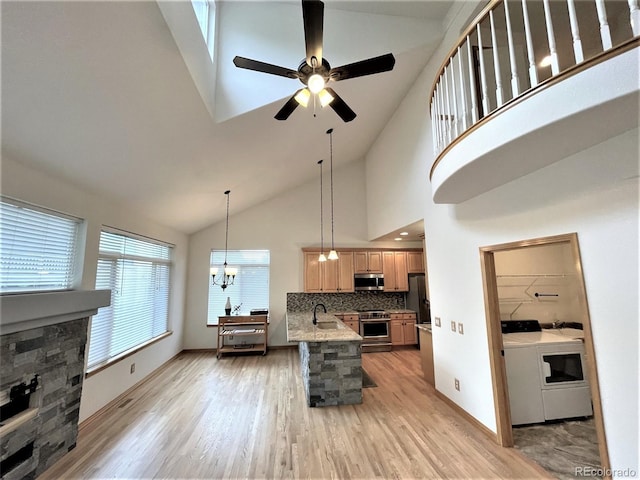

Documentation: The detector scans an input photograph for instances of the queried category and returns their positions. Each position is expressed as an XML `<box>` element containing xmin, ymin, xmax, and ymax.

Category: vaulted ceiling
<box><xmin>2</xmin><ymin>1</ymin><xmax>456</xmax><ymax>233</ymax></box>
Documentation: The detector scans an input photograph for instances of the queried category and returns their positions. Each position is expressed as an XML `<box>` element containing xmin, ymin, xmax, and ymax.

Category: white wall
<box><xmin>495</xmin><ymin>244</ymin><xmax>581</xmax><ymax>324</ymax></box>
<box><xmin>1</xmin><ymin>155</ymin><xmax>188</xmax><ymax>422</ymax></box>
<box><xmin>364</xmin><ymin>3</ymin><xmax>639</xmax><ymax>471</ymax></box>
<box><xmin>184</xmin><ymin>159</ymin><xmax>407</xmax><ymax>349</ymax></box>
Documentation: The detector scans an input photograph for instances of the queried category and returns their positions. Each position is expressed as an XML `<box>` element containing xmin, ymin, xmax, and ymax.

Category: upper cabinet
<box><xmin>354</xmin><ymin>251</ymin><xmax>383</xmax><ymax>273</ymax></box>
<box><xmin>303</xmin><ymin>248</ymin><xmax>421</xmax><ymax>293</ymax></box>
<box><xmin>304</xmin><ymin>251</ymin><xmax>354</xmax><ymax>293</ymax></box>
<box><xmin>407</xmin><ymin>251</ymin><xmax>425</xmax><ymax>274</ymax></box>
<box><xmin>382</xmin><ymin>251</ymin><xmax>409</xmax><ymax>292</ymax></box>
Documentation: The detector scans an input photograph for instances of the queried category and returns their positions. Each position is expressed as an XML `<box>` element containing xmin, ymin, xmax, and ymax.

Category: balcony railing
<box><xmin>429</xmin><ymin>0</ymin><xmax>639</xmax><ymax>161</ymax></box>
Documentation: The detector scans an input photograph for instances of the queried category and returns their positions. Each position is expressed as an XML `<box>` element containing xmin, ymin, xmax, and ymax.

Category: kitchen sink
<box><xmin>316</xmin><ymin>321</ymin><xmax>337</xmax><ymax>330</ymax></box>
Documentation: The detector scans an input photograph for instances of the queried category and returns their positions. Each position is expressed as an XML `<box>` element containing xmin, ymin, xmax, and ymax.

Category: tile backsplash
<box><xmin>287</xmin><ymin>291</ymin><xmax>405</xmax><ymax>312</ymax></box>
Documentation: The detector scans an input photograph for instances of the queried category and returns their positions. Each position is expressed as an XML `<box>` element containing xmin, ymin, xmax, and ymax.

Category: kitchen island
<box><xmin>286</xmin><ymin>311</ymin><xmax>363</xmax><ymax>407</ymax></box>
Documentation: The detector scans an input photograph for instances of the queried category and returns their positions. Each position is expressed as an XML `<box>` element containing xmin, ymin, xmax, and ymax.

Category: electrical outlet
<box><xmin>451</xmin><ymin>320</ymin><xmax>457</xmax><ymax>332</ymax></box>
<box><xmin>434</xmin><ymin>317</ymin><xmax>441</xmax><ymax>327</ymax></box>
<box><xmin>454</xmin><ymin>378</ymin><xmax>460</xmax><ymax>391</ymax></box>
<box><xmin>458</xmin><ymin>323</ymin><xmax>464</xmax><ymax>335</ymax></box>
<box><xmin>130</xmin><ymin>363</ymin><xmax>135</xmax><ymax>374</ymax></box>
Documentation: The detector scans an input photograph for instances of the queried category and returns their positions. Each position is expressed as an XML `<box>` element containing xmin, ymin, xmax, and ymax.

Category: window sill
<box><xmin>85</xmin><ymin>331</ymin><xmax>173</xmax><ymax>378</ymax></box>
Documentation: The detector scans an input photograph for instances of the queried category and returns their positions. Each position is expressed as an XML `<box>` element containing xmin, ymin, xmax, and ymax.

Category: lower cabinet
<box><xmin>390</xmin><ymin>313</ymin><xmax>417</xmax><ymax>346</ymax></box>
<box><xmin>335</xmin><ymin>313</ymin><xmax>360</xmax><ymax>333</ymax></box>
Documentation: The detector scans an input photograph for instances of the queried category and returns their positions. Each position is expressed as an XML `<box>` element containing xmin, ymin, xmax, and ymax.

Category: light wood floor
<box><xmin>40</xmin><ymin>348</ymin><xmax>552</xmax><ymax>479</ymax></box>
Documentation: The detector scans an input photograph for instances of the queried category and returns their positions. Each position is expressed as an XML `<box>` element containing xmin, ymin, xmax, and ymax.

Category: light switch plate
<box><xmin>451</xmin><ymin>320</ymin><xmax>456</xmax><ymax>332</ymax></box>
<box><xmin>434</xmin><ymin>317</ymin><xmax>441</xmax><ymax>327</ymax></box>
<box><xmin>458</xmin><ymin>323</ymin><xmax>464</xmax><ymax>335</ymax></box>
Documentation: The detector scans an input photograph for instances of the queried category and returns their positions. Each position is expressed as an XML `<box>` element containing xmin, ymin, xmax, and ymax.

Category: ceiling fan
<box><xmin>233</xmin><ymin>0</ymin><xmax>395</xmax><ymax>123</ymax></box>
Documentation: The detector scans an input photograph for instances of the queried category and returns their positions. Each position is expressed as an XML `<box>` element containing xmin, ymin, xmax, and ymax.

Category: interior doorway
<box><xmin>479</xmin><ymin>233</ymin><xmax>610</xmax><ymax>475</ymax></box>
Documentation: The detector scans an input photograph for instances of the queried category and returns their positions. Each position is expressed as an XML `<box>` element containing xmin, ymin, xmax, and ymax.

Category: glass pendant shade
<box><xmin>328</xmin><ymin>250</ymin><xmax>338</xmax><ymax>260</ymax></box>
<box><xmin>308</xmin><ymin>74</ymin><xmax>325</xmax><ymax>94</ymax></box>
<box><xmin>318</xmin><ymin>89</ymin><xmax>334</xmax><ymax>107</ymax></box>
<box><xmin>295</xmin><ymin>88</ymin><xmax>311</xmax><ymax>107</ymax></box>
<box><xmin>318</xmin><ymin>253</ymin><xmax>327</xmax><ymax>262</ymax></box>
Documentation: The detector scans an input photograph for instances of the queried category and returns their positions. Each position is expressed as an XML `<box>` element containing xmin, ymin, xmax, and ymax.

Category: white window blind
<box><xmin>0</xmin><ymin>198</ymin><xmax>80</xmax><ymax>293</ymax></box>
<box><xmin>88</xmin><ymin>229</ymin><xmax>172</xmax><ymax>369</ymax></box>
<box><xmin>208</xmin><ymin>250</ymin><xmax>269</xmax><ymax>323</ymax></box>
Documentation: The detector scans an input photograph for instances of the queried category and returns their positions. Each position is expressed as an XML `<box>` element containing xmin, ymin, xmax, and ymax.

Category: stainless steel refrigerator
<box><xmin>407</xmin><ymin>274</ymin><xmax>430</xmax><ymax>324</ymax></box>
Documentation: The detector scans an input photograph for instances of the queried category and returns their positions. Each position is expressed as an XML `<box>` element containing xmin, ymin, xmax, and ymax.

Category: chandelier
<box><xmin>210</xmin><ymin>190</ymin><xmax>237</xmax><ymax>290</ymax></box>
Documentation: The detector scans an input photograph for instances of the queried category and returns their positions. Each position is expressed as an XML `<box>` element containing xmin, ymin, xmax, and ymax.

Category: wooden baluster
<box><xmin>476</xmin><ymin>23</ymin><xmax>491</xmax><ymax>116</ymax></box>
<box><xmin>542</xmin><ymin>0</ymin><xmax>561</xmax><ymax>75</ymax></box>
<box><xmin>457</xmin><ymin>46</ymin><xmax>468</xmax><ymax>131</ymax></box>
<box><xmin>466</xmin><ymin>36</ymin><xmax>479</xmax><ymax>124</ymax></box>
<box><xmin>503</xmin><ymin>0</ymin><xmax>521</xmax><ymax>98</ymax></box>
<box><xmin>566</xmin><ymin>0</ymin><xmax>584</xmax><ymax>63</ymax></box>
<box><xmin>521</xmin><ymin>0</ymin><xmax>539</xmax><ymax>87</ymax></box>
<box><xmin>595</xmin><ymin>0</ymin><xmax>613</xmax><ymax>50</ymax></box>
<box><xmin>630</xmin><ymin>0</ymin><xmax>640</xmax><ymax>36</ymax></box>
<box><xmin>489</xmin><ymin>10</ymin><xmax>504</xmax><ymax>107</ymax></box>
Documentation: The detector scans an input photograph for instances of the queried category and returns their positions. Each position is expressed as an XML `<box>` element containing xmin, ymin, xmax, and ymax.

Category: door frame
<box><xmin>479</xmin><ymin>232</ymin><xmax>610</xmax><ymax>471</ymax></box>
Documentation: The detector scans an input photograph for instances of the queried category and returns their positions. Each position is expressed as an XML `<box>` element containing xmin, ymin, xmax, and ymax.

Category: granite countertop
<box><xmin>386</xmin><ymin>309</ymin><xmax>417</xmax><ymax>314</ymax></box>
<box><xmin>286</xmin><ymin>312</ymin><xmax>362</xmax><ymax>343</ymax></box>
<box><xmin>416</xmin><ymin>324</ymin><xmax>432</xmax><ymax>333</ymax></box>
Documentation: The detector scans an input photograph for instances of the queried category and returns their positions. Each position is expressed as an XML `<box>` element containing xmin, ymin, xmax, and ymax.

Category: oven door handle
<box><xmin>542</xmin><ymin>360</ymin><xmax>552</xmax><ymax>379</ymax></box>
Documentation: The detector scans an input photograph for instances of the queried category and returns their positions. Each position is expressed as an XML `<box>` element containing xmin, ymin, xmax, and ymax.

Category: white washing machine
<box><xmin>502</xmin><ymin>321</ymin><xmax>592</xmax><ymax>426</ymax></box>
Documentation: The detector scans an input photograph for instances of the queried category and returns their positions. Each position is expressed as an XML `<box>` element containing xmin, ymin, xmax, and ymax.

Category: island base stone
<box><xmin>299</xmin><ymin>340</ymin><xmax>362</xmax><ymax>407</ymax></box>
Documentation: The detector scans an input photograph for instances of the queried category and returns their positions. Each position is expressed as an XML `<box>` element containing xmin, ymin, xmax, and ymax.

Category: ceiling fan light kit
<box><xmin>232</xmin><ymin>0</ymin><xmax>395</xmax><ymax>122</ymax></box>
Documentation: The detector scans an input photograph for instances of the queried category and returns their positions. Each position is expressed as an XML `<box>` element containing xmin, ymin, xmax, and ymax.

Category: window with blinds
<box><xmin>207</xmin><ymin>250</ymin><xmax>269</xmax><ymax>323</ymax></box>
<box><xmin>88</xmin><ymin>229</ymin><xmax>172</xmax><ymax>369</ymax></box>
<box><xmin>0</xmin><ymin>198</ymin><xmax>81</xmax><ymax>293</ymax></box>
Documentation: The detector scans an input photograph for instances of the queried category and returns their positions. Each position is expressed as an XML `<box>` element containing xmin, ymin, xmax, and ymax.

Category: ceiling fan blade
<box><xmin>274</xmin><ymin>91</ymin><xmax>302</xmax><ymax>120</ymax></box>
<box><xmin>329</xmin><ymin>53</ymin><xmax>396</xmax><ymax>82</ymax></box>
<box><xmin>233</xmin><ymin>56</ymin><xmax>299</xmax><ymax>79</ymax></box>
<box><xmin>324</xmin><ymin>88</ymin><xmax>356</xmax><ymax>123</ymax></box>
<box><xmin>302</xmin><ymin>0</ymin><xmax>323</xmax><ymax>67</ymax></box>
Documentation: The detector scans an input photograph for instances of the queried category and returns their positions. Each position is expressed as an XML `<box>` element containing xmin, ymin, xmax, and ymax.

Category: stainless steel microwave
<box><xmin>354</xmin><ymin>273</ymin><xmax>384</xmax><ymax>291</ymax></box>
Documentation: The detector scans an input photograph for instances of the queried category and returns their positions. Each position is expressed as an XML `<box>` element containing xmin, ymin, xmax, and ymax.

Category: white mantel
<box><xmin>0</xmin><ymin>289</ymin><xmax>111</xmax><ymax>335</ymax></box>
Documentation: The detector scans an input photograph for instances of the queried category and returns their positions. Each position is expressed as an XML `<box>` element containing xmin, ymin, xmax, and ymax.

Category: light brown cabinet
<box><xmin>354</xmin><ymin>251</ymin><xmax>383</xmax><ymax>273</ymax></box>
<box><xmin>407</xmin><ymin>251</ymin><xmax>425</xmax><ymax>274</ymax></box>
<box><xmin>419</xmin><ymin>328</ymin><xmax>435</xmax><ymax>385</ymax></box>
<box><xmin>335</xmin><ymin>313</ymin><xmax>360</xmax><ymax>333</ymax></box>
<box><xmin>303</xmin><ymin>251</ymin><xmax>354</xmax><ymax>293</ymax></box>
<box><xmin>390</xmin><ymin>313</ymin><xmax>417</xmax><ymax>346</ymax></box>
<box><xmin>382</xmin><ymin>251</ymin><xmax>409</xmax><ymax>291</ymax></box>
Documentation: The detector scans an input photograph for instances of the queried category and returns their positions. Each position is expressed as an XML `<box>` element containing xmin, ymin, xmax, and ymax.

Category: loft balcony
<box><xmin>429</xmin><ymin>0</ymin><xmax>639</xmax><ymax>203</ymax></box>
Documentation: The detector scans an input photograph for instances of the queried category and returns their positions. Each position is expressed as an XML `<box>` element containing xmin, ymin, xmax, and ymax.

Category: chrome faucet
<box><xmin>312</xmin><ymin>303</ymin><xmax>327</xmax><ymax>325</ymax></box>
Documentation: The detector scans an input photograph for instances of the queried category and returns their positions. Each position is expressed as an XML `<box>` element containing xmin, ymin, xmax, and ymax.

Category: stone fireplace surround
<box><xmin>0</xmin><ymin>290</ymin><xmax>109</xmax><ymax>479</ymax></box>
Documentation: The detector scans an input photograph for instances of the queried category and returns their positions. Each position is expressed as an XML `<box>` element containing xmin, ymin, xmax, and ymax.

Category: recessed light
<box><xmin>394</xmin><ymin>237</ymin><xmax>402</xmax><ymax>241</ymax></box>
<box><xmin>400</xmin><ymin>232</ymin><xmax>409</xmax><ymax>236</ymax></box>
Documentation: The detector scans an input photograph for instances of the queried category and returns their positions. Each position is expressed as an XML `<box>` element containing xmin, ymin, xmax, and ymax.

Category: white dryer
<box><xmin>502</xmin><ymin>320</ymin><xmax>592</xmax><ymax>425</ymax></box>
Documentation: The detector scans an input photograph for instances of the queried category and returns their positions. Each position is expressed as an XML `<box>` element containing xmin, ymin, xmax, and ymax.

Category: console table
<box><xmin>217</xmin><ymin>315</ymin><xmax>268</xmax><ymax>359</ymax></box>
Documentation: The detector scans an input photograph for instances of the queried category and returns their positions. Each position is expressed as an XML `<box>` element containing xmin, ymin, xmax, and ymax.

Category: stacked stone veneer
<box><xmin>299</xmin><ymin>340</ymin><xmax>362</xmax><ymax>407</ymax></box>
<box><xmin>0</xmin><ymin>317</ymin><xmax>88</xmax><ymax>480</ymax></box>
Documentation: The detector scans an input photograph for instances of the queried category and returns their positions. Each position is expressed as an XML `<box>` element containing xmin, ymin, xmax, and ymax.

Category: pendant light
<box><xmin>326</xmin><ymin>128</ymin><xmax>338</xmax><ymax>261</ymax></box>
<box><xmin>210</xmin><ymin>190</ymin><xmax>237</xmax><ymax>290</ymax></box>
<box><xmin>317</xmin><ymin>160</ymin><xmax>327</xmax><ymax>262</ymax></box>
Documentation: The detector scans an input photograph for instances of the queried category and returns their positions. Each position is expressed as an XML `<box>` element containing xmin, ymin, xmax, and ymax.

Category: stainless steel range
<box><xmin>358</xmin><ymin>310</ymin><xmax>392</xmax><ymax>352</ymax></box>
